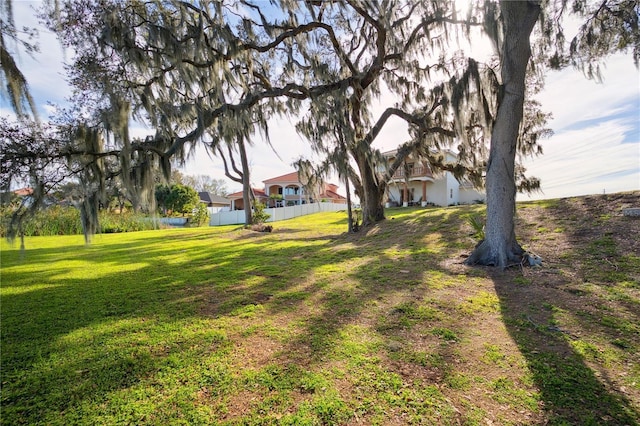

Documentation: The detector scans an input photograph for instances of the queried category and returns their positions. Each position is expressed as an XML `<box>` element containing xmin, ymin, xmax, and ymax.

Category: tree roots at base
<box><xmin>464</xmin><ymin>239</ymin><xmax>526</xmax><ymax>270</ymax></box>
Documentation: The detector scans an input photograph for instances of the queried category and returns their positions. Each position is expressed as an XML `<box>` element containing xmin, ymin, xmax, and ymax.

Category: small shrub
<box><xmin>252</xmin><ymin>201</ymin><xmax>270</xmax><ymax>225</ymax></box>
<box><xmin>190</xmin><ymin>203</ymin><xmax>210</xmax><ymax>227</ymax></box>
<box><xmin>467</xmin><ymin>214</ymin><xmax>485</xmax><ymax>241</ymax></box>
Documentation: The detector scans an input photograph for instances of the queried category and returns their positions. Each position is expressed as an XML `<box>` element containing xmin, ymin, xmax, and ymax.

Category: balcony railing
<box><xmin>391</xmin><ymin>165</ymin><xmax>433</xmax><ymax>180</ymax></box>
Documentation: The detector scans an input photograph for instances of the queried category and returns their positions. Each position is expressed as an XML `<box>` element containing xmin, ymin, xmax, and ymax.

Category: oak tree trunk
<box><xmin>238</xmin><ymin>138</ymin><xmax>253</xmax><ymax>226</ymax></box>
<box><xmin>356</xmin><ymin>154</ymin><xmax>385</xmax><ymax>227</ymax></box>
<box><xmin>345</xmin><ymin>172</ymin><xmax>354</xmax><ymax>233</ymax></box>
<box><xmin>465</xmin><ymin>0</ymin><xmax>541</xmax><ymax>268</ymax></box>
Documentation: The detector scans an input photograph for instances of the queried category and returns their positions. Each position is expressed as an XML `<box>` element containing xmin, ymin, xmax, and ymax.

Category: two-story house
<box><xmin>227</xmin><ymin>171</ymin><xmax>347</xmax><ymax>210</ymax></box>
<box><xmin>382</xmin><ymin>149</ymin><xmax>485</xmax><ymax>207</ymax></box>
<box><xmin>263</xmin><ymin>171</ymin><xmax>347</xmax><ymax>207</ymax></box>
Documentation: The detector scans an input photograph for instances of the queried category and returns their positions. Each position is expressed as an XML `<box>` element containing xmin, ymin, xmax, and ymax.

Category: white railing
<box><xmin>209</xmin><ymin>202</ymin><xmax>347</xmax><ymax>226</ymax></box>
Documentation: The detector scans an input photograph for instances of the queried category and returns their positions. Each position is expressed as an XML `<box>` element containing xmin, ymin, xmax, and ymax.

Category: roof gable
<box><xmin>227</xmin><ymin>188</ymin><xmax>267</xmax><ymax>199</ymax></box>
<box><xmin>263</xmin><ymin>171</ymin><xmax>300</xmax><ymax>184</ymax></box>
<box><xmin>199</xmin><ymin>192</ymin><xmax>230</xmax><ymax>204</ymax></box>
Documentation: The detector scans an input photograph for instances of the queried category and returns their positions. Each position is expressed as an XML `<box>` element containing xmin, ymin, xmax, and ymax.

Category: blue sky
<box><xmin>4</xmin><ymin>1</ymin><xmax>639</xmax><ymax>199</ymax></box>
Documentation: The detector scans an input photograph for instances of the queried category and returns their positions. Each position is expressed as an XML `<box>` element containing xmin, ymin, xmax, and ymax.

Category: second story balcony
<box><xmin>390</xmin><ymin>163</ymin><xmax>434</xmax><ymax>181</ymax></box>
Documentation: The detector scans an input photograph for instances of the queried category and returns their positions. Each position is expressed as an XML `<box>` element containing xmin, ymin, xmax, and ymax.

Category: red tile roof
<box><xmin>14</xmin><ymin>187</ymin><xmax>34</xmax><ymax>196</ymax></box>
<box><xmin>263</xmin><ymin>171</ymin><xmax>300</xmax><ymax>184</ymax></box>
<box><xmin>320</xmin><ymin>189</ymin><xmax>346</xmax><ymax>201</ymax></box>
<box><xmin>227</xmin><ymin>188</ymin><xmax>267</xmax><ymax>199</ymax></box>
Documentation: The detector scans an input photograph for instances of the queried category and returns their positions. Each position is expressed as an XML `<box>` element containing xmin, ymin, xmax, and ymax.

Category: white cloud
<box><xmin>522</xmin><ymin>119</ymin><xmax>638</xmax><ymax>198</ymax></box>
<box><xmin>536</xmin><ymin>57</ymin><xmax>639</xmax><ymax>131</ymax></box>
<box><xmin>521</xmin><ymin>54</ymin><xmax>640</xmax><ymax>200</ymax></box>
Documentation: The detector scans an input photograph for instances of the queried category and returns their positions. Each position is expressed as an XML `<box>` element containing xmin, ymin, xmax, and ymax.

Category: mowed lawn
<box><xmin>1</xmin><ymin>194</ymin><xmax>639</xmax><ymax>425</ymax></box>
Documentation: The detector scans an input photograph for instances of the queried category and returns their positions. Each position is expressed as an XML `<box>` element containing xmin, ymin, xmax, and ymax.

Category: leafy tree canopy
<box><xmin>1</xmin><ymin>0</ymin><xmax>636</xmax><ymax>243</ymax></box>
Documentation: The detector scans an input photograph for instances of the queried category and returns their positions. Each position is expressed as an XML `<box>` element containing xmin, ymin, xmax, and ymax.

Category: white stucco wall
<box><xmin>458</xmin><ymin>187</ymin><xmax>485</xmax><ymax>204</ymax></box>
<box><xmin>447</xmin><ymin>172</ymin><xmax>460</xmax><ymax>205</ymax></box>
<box><xmin>427</xmin><ymin>176</ymin><xmax>448</xmax><ymax>206</ymax></box>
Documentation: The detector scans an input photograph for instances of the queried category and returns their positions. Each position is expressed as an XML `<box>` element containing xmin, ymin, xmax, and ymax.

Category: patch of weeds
<box><xmin>611</xmin><ymin>338</ymin><xmax>633</xmax><ymax>350</ymax></box>
<box><xmin>526</xmin><ymin>351</ymin><xmax>639</xmax><ymax>424</ymax></box>
<box><xmin>426</xmin><ymin>352</ymin><xmax>447</xmax><ymax>370</ymax></box>
<box><xmin>239</xmin><ymin>324</ymin><xmax>260</xmax><ymax>337</ymax></box>
<box><xmin>482</xmin><ymin>343</ymin><xmax>507</xmax><ymax>366</ymax></box>
<box><xmin>393</xmin><ymin>385</ymin><xmax>458</xmax><ymax>423</ymax></box>
<box><xmin>431</xmin><ymin>327</ymin><xmax>460</xmax><ymax>342</ymax></box>
<box><xmin>559</xmin><ymin>251</ymin><xmax>573</xmax><ymax>261</ymax></box>
<box><xmin>324</xmin><ymin>289</ymin><xmax>361</xmax><ymax>317</ymax></box>
<box><xmin>565</xmin><ymin>287</ymin><xmax>588</xmax><ymax>296</ymax></box>
<box><xmin>303</xmin><ymin>391</ymin><xmax>351</xmax><ymax>425</ymax></box>
<box><xmin>459</xmin><ymin>400</ymin><xmax>486</xmax><ymax>425</ymax></box>
<box><xmin>248</xmin><ymin>393</ymin><xmax>296</xmax><ymax>421</ymax></box>
<box><xmin>445</xmin><ymin>371</ymin><xmax>471</xmax><ymax>390</ymax></box>
<box><xmin>298</xmin><ymin>371</ymin><xmax>330</xmax><ymax>394</ymax></box>
<box><xmin>218</xmin><ymin>296</ymin><xmax>254</xmax><ymax>314</ymax></box>
<box><xmin>391</xmin><ymin>347</ymin><xmax>445</xmax><ymax>370</ymax></box>
<box><xmin>514</xmin><ymin>276</ymin><xmax>532</xmax><ymax>286</ymax></box>
<box><xmin>200</xmin><ymin>363</ymin><xmax>234</xmax><ymax>397</ymax></box>
<box><xmin>490</xmin><ymin>377</ymin><xmax>540</xmax><ymax>412</ymax></box>
<box><xmin>620</xmin><ymin>254</ymin><xmax>640</xmax><ymax>269</ymax></box>
<box><xmin>398</xmin><ymin>302</ymin><xmax>441</xmax><ymax>321</ymax></box>
<box><xmin>380</xmin><ymin>302</ymin><xmax>441</xmax><ymax>331</ymax></box>
<box><xmin>242</xmin><ymin>363</ymin><xmax>300</xmax><ymax>392</ymax></box>
<box><xmin>537</xmin><ymin>198</ymin><xmax>560</xmax><ymax>209</ymax></box>
<box><xmin>600</xmin><ymin>315</ymin><xmax>640</xmax><ymax>334</ymax></box>
<box><xmin>585</xmin><ymin>235</ymin><xmax>617</xmax><ymax>257</ymax></box>
<box><xmin>619</xmin><ymin>280</ymin><xmax>640</xmax><ymax>290</ymax></box>
<box><xmin>460</xmin><ymin>290</ymin><xmax>500</xmax><ymax>314</ymax></box>
<box><xmin>272</xmin><ymin>290</ymin><xmax>310</xmax><ymax>310</ymax></box>
<box><xmin>235</xmin><ymin>303</ymin><xmax>265</xmax><ymax>319</ymax></box>
<box><xmin>355</xmin><ymin>367</ymin><xmax>404</xmax><ymax>395</ymax></box>
<box><xmin>606</xmin><ymin>281</ymin><xmax>640</xmax><ymax>306</ymax></box>
<box><xmin>334</xmin><ymin>325</ymin><xmax>381</xmax><ymax>365</ymax></box>
<box><xmin>541</xmin><ymin>302</ymin><xmax>554</xmax><ymax>311</ymax></box>
<box><xmin>570</xmin><ymin>340</ymin><xmax>619</xmax><ymax>367</ymax></box>
<box><xmin>356</xmin><ymin>375</ymin><xmax>458</xmax><ymax>424</ymax></box>
<box><xmin>627</xmin><ymin>364</ymin><xmax>640</xmax><ymax>390</ymax></box>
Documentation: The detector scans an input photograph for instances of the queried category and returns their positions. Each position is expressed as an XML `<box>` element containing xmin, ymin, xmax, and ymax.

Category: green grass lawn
<box><xmin>1</xmin><ymin>195</ymin><xmax>639</xmax><ymax>425</ymax></box>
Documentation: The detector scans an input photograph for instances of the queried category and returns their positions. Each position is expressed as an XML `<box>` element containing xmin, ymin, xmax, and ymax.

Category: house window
<box><xmin>278</xmin><ymin>187</ymin><xmax>283</xmax><ymax>195</ymax></box>
<box><xmin>285</xmin><ymin>186</ymin><xmax>300</xmax><ymax>195</ymax></box>
<box><xmin>450</xmin><ymin>189</ymin><xmax>453</xmax><ymax>199</ymax></box>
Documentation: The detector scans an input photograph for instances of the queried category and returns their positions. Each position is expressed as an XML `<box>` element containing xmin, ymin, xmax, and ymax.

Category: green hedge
<box><xmin>0</xmin><ymin>206</ymin><xmax>159</xmax><ymax>237</ymax></box>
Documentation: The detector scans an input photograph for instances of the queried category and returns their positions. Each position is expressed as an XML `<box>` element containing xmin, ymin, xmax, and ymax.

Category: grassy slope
<box><xmin>1</xmin><ymin>192</ymin><xmax>639</xmax><ymax>425</ymax></box>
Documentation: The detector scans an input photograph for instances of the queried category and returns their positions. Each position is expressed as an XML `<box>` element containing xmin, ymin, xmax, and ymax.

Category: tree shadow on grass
<box><xmin>7</xmin><ymin>199</ymin><xmax>637</xmax><ymax>424</ymax></box>
<box><xmin>488</xmin><ymin>192</ymin><xmax>640</xmax><ymax>424</ymax></box>
<box><xmin>491</xmin><ymin>268</ymin><xmax>639</xmax><ymax>425</ymax></box>
<box><xmin>210</xmin><ymin>208</ymin><xmax>488</xmax><ymax>423</ymax></box>
<box><xmin>5</xmin><ymin>207</ymin><xmax>453</xmax><ymax>423</ymax></box>
<box><xmin>1</xmin><ymin>229</ymin><xmax>359</xmax><ymax>423</ymax></box>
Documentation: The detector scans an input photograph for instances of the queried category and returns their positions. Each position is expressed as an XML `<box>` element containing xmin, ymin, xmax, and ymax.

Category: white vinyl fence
<box><xmin>209</xmin><ymin>202</ymin><xmax>347</xmax><ymax>226</ymax></box>
<box><xmin>157</xmin><ymin>217</ymin><xmax>189</xmax><ymax>226</ymax></box>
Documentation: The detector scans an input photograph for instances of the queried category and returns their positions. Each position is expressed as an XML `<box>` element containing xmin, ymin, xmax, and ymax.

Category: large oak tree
<box><xmin>465</xmin><ymin>0</ymin><xmax>639</xmax><ymax>268</ymax></box>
